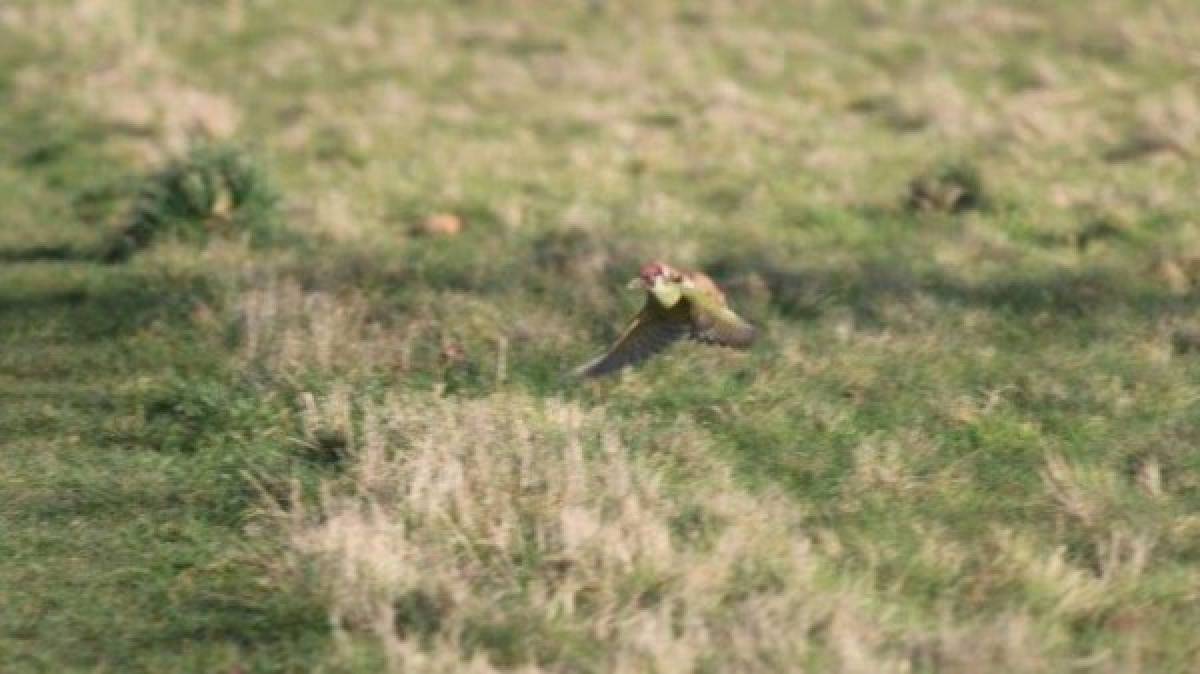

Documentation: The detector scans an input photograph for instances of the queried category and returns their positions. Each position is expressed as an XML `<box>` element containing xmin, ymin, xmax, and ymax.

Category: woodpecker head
<box><xmin>628</xmin><ymin>261</ymin><xmax>684</xmax><ymax>307</ymax></box>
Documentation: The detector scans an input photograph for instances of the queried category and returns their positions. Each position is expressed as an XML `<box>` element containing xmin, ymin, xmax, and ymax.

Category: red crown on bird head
<box><xmin>640</xmin><ymin>261</ymin><xmax>667</xmax><ymax>284</ymax></box>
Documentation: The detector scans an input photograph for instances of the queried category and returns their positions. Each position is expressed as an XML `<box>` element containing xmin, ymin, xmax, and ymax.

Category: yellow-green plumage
<box><xmin>576</xmin><ymin>262</ymin><xmax>757</xmax><ymax>378</ymax></box>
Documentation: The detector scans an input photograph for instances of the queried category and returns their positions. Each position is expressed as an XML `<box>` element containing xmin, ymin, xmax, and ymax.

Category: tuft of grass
<box><xmin>905</xmin><ymin>159</ymin><xmax>988</xmax><ymax>215</ymax></box>
<box><xmin>104</xmin><ymin>143</ymin><xmax>283</xmax><ymax>262</ymax></box>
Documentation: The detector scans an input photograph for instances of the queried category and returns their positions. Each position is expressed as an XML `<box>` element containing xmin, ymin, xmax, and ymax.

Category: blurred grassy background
<box><xmin>3</xmin><ymin>1</ymin><xmax>1200</xmax><ymax>671</ymax></box>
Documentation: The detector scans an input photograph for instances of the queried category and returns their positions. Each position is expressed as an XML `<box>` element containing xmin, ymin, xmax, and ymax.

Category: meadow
<box><xmin>2</xmin><ymin>1</ymin><xmax>1200</xmax><ymax>671</ymax></box>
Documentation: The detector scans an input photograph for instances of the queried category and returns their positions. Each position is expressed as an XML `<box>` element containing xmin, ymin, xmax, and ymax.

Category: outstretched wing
<box><xmin>683</xmin><ymin>287</ymin><xmax>757</xmax><ymax>348</ymax></box>
<box><xmin>575</xmin><ymin>298</ymin><xmax>691</xmax><ymax>377</ymax></box>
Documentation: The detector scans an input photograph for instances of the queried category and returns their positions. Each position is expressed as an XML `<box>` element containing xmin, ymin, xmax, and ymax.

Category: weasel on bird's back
<box><xmin>575</xmin><ymin>261</ymin><xmax>757</xmax><ymax>378</ymax></box>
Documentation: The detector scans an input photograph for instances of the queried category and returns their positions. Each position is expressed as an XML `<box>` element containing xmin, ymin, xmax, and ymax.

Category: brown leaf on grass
<box><xmin>419</xmin><ymin>213</ymin><xmax>464</xmax><ymax>237</ymax></box>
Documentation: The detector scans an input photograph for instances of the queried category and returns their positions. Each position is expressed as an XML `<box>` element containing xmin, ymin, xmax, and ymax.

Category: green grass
<box><xmin>0</xmin><ymin>263</ymin><xmax>333</xmax><ymax>672</ymax></box>
<box><xmin>3</xmin><ymin>0</ymin><xmax>1200</xmax><ymax>671</ymax></box>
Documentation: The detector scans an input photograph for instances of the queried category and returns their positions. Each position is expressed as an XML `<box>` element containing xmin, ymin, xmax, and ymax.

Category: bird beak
<box><xmin>627</xmin><ymin>277</ymin><xmax>647</xmax><ymax>291</ymax></box>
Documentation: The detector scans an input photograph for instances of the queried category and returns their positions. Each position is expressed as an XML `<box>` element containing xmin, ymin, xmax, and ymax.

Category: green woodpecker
<box><xmin>576</xmin><ymin>261</ymin><xmax>757</xmax><ymax>377</ymax></box>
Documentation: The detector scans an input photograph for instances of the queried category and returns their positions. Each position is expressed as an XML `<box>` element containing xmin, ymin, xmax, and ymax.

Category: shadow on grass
<box><xmin>0</xmin><ymin>269</ymin><xmax>216</xmax><ymax>343</ymax></box>
<box><xmin>709</xmin><ymin>255</ymin><xmax>1197</xmax><ymax>324</ymax></box>
<box><xmin>0</xmin><ymin>245</ymin><xmax>100</xmax><ymax>263</ymax></box>
<box><xmin>924</xmin><ymin>271</ymin><xmax>1196</xmax><ymax>318</ymax></box>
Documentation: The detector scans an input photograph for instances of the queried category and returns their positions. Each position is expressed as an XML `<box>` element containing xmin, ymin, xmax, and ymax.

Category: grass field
<box><xmin>3</xmin><ymin>1</ymin><xmax>1200</xmax><ymax>671</ymax></box>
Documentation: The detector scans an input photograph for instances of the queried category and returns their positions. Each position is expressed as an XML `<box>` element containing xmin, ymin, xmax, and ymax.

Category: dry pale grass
<box><xmin>237</xmin><ymin>280</ymin><xmax>411</xmax><ymax>377</ymax></box>
<box><xmin>234</xmin><ymin>278</ymin><xmax>579</xmax><ymax>384</ymax></box>
<box><xmin>285</xmin><ymin>391</ymin><xmax>839</xmax><ymax>672</ymax></box>
<box><xmin>272</xmin><ymin>384</ymin><xmax>1114</xmax><ymax>673</ymax></box>
<box><xmin>8</xmin><ymin>0</ymin><xmax>241</xmax><ymax>162</ymax></box>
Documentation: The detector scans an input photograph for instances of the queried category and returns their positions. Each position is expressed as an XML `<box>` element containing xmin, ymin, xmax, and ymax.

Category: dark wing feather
<box><xmin>575</xmin><ymin>298</ymin><xmax>691</xmax><ymax>377</ymax></box>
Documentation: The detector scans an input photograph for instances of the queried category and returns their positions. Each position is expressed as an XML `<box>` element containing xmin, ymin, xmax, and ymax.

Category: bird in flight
<box><xmin>575</xmin><ymin>261</ymin><xmax>757</xmax><ymax>377</ymax></box>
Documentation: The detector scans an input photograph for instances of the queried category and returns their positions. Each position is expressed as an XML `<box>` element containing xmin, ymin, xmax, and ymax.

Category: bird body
<box><xmin>575</xmin><ymin>261</ymin><xmax>757</xmax><ymax>377</ymax></box>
